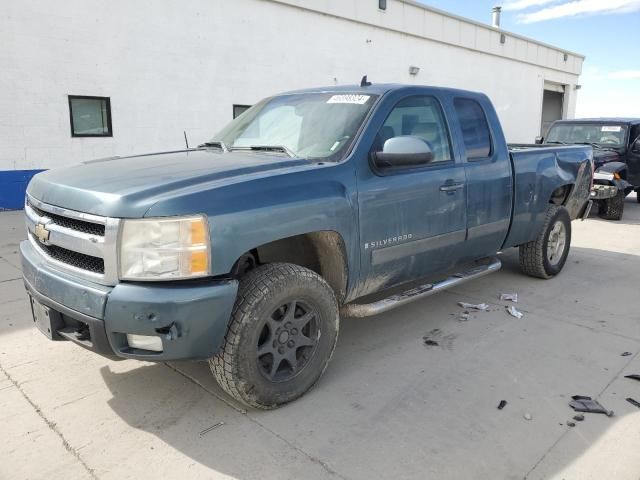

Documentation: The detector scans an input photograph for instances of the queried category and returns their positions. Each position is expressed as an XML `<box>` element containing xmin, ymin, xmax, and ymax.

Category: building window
<box><xmin>379</xmin><ymin>0</ymin><xmax>387</xmax><ymax>10</ymax></box>
<box><xmin>233</xmin><ymin>104</ymin><xmax>252</xmax><ymax>119</ymax></box>
<box><xmin>68</xmin><ymin>96</ymin><xmax>112</xmax><ymax>137</ymax></box>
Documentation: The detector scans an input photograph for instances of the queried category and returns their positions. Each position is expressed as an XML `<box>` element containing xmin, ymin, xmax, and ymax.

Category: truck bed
<box><xmin>502</xmin><ymin>144</ymin><xmax>592</xmax><ymax>249</ymax></box>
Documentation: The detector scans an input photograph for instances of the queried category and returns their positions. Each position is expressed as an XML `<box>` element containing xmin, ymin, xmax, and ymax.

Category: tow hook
<box><xmin>155</xmin><ymin>322</ymin><xmax>180</xmax><ymax>340</ymax></box>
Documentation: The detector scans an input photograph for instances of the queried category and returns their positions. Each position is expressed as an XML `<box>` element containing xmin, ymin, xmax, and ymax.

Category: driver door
<box><xmin>627</xmin><ymin>125</ymin><xmax>640</xmax><ymax>188</ymax></box>
<box><xmin>356</xmin><ymin>94</ymin><xmax>467</xmax><ymax>296</ymax></box>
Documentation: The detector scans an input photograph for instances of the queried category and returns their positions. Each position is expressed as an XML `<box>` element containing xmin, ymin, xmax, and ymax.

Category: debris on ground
<box><xmin>422</xmin><ymin>329</ymin><xmax>456</xmax><ymax>350</ymax></box>
<box><xmin>566</xmin><ymin>420</ymin><xmax>576</xmax><ymax>427</ymax></box>
<box><xmin>569</xmin><ymin>396</ymin><xmax>614</xmax><ymax>416</ymax></box>
<box><xmin>505</xmin><ymin>305</ymin><xmax>524</xmax><ymax>319</ymax></box>
<box><xmin>626</xmin><ymin>398</ymin><xmax>640</xmax><ymax>409</ymax></box>
<box><xmin>199</xmin><ymin>421</ymin><xmax>224</xmax><ymax>437</ymax></box>
<box><xmin>624</xmin><ymin>374</ymin><xmax>640</xmax><ymax>382</ymax></box>
<box><xmin>458</xmin><ymin>302</ymin><xmax>489</xmax><ymax>311</ymax></box>
<box><xmin>458</xmin><ymin>311</ymin><xmax>470</xmax><ymax>322</ymax></box>
<box><xmin>500</xmin><ymin>293</ymin><xmax>518</xmax><ymax>302</ymax></box>
<box><xmin>523</xmin><ymin>412</ymin><xmax>532</xmax><ymax>421</ymax></box>
<box><xmin>497</xmin><ymin>400</ymin><xmax>507</xmax><ymax>410</ymax></box>
<box><xmin>423</xmin><ymin>329</ymin><xmax>440</xmax><ymax>347</ymax></box>
<box><xmin>573</xmin><ymin>414</ymin><xmax>584</xmax><ymax>422</ymax></box>
<box><xmin>621</xmin><ymin>352</ymin><xmax>633</xmax><ymax>357</ymax></box>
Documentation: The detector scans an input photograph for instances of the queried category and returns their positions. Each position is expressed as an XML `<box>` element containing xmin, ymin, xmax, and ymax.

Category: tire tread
<box><xmin>210</xmin><ymin>263</ymin><xmax>338</xmax><ymax>409</ymax></box>
<box><xmin>599</xmin><ymin>191</ymin><xmax>624</xmax><ymax>220</ymax></box>
<box><xmin>519</xmin><ymin>205</ymin><xmax>567</xmax><ymax>279</ymax></box>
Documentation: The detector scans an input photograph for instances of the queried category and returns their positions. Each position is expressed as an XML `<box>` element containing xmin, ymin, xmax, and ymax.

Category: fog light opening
<box><xmin>126</xmin><ymin>334</ymin><xmax>163</xmax><ymax>352</ymax></box>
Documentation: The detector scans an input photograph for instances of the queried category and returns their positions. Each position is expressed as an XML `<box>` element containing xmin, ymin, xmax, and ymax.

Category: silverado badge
<box><xmin>34</xmin><ymin>223</ymin><xmax>50</xmax><ymax>243</ymax></box>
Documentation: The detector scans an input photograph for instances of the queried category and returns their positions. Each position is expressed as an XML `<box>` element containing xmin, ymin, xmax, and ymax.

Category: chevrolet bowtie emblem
<box><xmin>34</xmin><ymin>223</ymin><xmax>50</xmax><ymax>243</ymax></box>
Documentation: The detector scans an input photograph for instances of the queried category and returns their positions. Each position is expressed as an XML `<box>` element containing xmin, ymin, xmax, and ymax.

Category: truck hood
<box><xmin>593</xmin><ymin>149</ymin><xmax>621</xmax><ymax>168</ymax></box>
<box><xmin>27</xmin><ymin>149</ymin><xmax>313</xmax><ymax>217</ymax></box>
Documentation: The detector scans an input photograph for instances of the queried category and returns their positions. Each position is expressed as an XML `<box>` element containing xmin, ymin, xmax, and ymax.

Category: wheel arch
<box><xmin>549</xmin><ymin>184</ymin><xmax>573</xmax><ymax>205</ymax></box>
<box><xmin>596</xmin><ymin>161</ymin><xmax>627</xmax><ymax>177</ymax></box>
<box><xmin>230</xmin><ymin>231</ymin><xmax>349</xmax><ymax>304</ymax></box>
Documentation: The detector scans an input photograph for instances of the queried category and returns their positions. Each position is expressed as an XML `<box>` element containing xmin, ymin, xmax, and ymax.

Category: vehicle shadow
<box><xmin>98</xmin><ymin>245</ymin><xmax>640</xmax><ymax>479</ymax></box>
<box><xmin>97</xmin><ymin>363</ymin><xmax>332</xmax><ymax>478</ymax></box>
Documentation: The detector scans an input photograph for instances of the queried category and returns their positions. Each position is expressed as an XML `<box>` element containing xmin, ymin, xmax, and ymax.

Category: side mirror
<box><xmin>534</xmin><ymin>136</ymin><xmax>543</xmax><ymax>144</ymax></box>
<box><xmin>373</xmin><ymin>136</ymin><xmax>433</xmax><ymax>169</ymax></box>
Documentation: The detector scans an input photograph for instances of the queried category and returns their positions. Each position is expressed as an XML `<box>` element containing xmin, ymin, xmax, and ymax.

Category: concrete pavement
<box><xmin>1</xmin><ymin>197</ymin><xmax>640</xmax><ymax>479</ymax></box>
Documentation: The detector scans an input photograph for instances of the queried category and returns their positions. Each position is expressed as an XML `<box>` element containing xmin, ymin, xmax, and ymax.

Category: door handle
<box><xmin>439</xmin><ymin>182</ymin><xmax>464</xmax><ymax>192</ymax></box>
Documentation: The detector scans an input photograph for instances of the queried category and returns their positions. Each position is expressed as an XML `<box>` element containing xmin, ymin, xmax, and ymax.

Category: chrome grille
<box><xmin>25</xmin><ymin>194</ymin><xmax>120</xmax><ymax>285</ymax></box>
<box><xmin>28</xmin><ymin>200</ymin><xmax>105</xmax><ymax>236</ymax></box>
<box><xmin>29</xmin><ymin>234</ymin><xmax>105</xmax><ymax>273</ymax></box>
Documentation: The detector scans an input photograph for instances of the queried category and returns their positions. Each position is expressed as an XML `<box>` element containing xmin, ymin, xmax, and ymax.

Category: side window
<box><xmin>375</xmin><ymin>96</ymin><xmax>453</xmax><ymax>164</ymax></box>
<box><xmin>631</xmin><ymin>125</ymin><xmax>640</xmax><ymax>147</ymax></box>
<box><xmin>454</xmin><ymin>98</ymin><xmax>492</xmax><ymax>159</ymax></box>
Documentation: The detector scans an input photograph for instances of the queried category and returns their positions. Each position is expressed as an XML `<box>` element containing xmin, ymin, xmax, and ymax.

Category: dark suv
<box><xmin>539</xmin><ymin>118</ymin><xmax>640</xmax><ymax>220</ymax></box>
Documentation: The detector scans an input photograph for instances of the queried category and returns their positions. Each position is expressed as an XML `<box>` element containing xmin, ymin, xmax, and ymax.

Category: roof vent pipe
<box><xmin>492</xmin><ymin>6</ymin><xmax>501</xmax><ymax>28</ymax></box>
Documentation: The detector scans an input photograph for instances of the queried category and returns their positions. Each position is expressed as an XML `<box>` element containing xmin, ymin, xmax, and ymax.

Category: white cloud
<box><xmin>576</xmin><ymin>64</ymin><xmax>640</xmax><ymax>117</ymax></box>
<box><xmin>502</xmin><ymin>0</ymin><xmax>559</xmax><ymax>11</ymax></box>
<box><xmin>608</xmin><ymin>70</ymin><xmax>640</xmax><ymax>79</ymax></box>
<box><xmin>517</xmin><ymin>0</ymin><xmax>640</xmax><ymax>23</ymax></box>
<box><xmin>581</xmin><ymin>67</ymin><xmax>640</xmax><ymax>81</ymax></box>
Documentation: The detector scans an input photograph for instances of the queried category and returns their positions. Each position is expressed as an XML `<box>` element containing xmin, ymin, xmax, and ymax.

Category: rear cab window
<box><xmin>453</xmin><ymin>98</ymin><xmax>493</xmax><ymax>160</ymax></box>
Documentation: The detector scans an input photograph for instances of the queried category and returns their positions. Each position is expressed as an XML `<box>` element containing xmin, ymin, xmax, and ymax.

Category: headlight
<box><xmin>119</xmin><ymin>215</ymin><xmax>210</xmax><ymax>280</ymax></box>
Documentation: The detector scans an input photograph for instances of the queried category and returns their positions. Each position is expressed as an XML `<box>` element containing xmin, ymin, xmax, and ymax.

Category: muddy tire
<box><xmin>519</xmin><ymin>205</ymin><xmax>571</xmax><ymax>279</ymax></box>
<box><xmin>210</xmin><ymin>263</ymin><xmax>339</xmax><ymax>409</ymax></box>
<box><xmin>599</xmin><ymin>191</ymin><xmax>624</xmax><ymax>220</ymax></box>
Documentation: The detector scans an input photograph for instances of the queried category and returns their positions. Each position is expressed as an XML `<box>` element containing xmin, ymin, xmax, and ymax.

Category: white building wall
<box><xmin>0</xmin><ymin>0</ymin><xmax>583</xmax><ymax>173</ymax></box>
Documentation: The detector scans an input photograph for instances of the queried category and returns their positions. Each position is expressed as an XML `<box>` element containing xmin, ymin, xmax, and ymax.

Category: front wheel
<box><xmin>599</xmin><ymin>191</ymin><xmax>625</xmax><ymax>220</ymax></box>
<box><xmin>519</xmin><ymin>205</ymin><xmax>572</xmax><ymax>279</ymax></box>
<box><xmin>210</xmin><ymin>263</ymin><xmax>339</xmax><ymax>409</ymax></box>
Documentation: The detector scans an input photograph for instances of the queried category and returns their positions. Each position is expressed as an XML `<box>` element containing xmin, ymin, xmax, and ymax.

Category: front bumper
<box><xmin>590</xmin><ymin>184</ymin><xmax>618</xmax><ymax>200</ymax></box>
<box><xmin>21</xmin><ymin>240</ymin><xmax>238</xmax><ymax>361</ymax></box>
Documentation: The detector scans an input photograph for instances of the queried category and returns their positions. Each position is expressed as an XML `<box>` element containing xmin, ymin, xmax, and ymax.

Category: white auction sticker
<box><xmin>601</xmin><ymin>126</ymin><xmax>621</xmax><ymax>132</ymax></box>
<box><xmin>327</xmin><ymin>94</ymin><xmax>370</xmax><ymax>105</ymax></box>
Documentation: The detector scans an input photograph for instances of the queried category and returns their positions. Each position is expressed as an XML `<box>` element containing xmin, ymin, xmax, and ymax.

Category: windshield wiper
<box><xmin>575</xmin><ymin>142</ymin><xmax>618</xmax><ymax>153</ymax></box>
<box><xmin>546</xmin><ymin>141</ymin><xmax>567</xmax><ymax>145</ymax></box>
<box><xmin>198</xmin><ymin>141</ymin><xmax>228</xmax><ymax>152</ymax></box>
<box><xmin>230</xmin><ymin>145</ymin><xmax>297</xmax><ymax>158</ymax></box>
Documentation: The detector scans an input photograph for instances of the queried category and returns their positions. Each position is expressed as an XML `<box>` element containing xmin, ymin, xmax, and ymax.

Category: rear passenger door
<box><xmin>452</xmin><ymin>97</ymin><xmax>512</xmax><ymax>260</ymax></box>
<box><xmin>357</xmin><ymin>94</ymin><xmax>467</xmax><ymax>295</ymax></box>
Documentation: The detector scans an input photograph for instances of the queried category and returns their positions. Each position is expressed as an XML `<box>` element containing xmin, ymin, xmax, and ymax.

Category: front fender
<box><xmin>596</xmin><ymin>161</ymin><xmax>627</xmax><ymax>175</ymax></box>
<box><xmin>144</xmin><ymin>161</ymin><xmax>359</xmax><ymax>284</ymax></box>
<box><xmin>594</xmin><ymin>163</ymin><xmax>631</xmax><ymax>192</ymax></box>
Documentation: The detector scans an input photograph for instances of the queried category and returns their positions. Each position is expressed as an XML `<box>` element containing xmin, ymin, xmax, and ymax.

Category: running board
<box><xmin>340</xmin><ymin>258</ymin><xmax>502</xmax><ymax>318</ymax></box>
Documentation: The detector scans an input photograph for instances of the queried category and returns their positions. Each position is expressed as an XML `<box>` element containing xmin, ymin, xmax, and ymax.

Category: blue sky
<box><xmin>417</xmin><ymin>0</ymin><xmax>640</xmax><ymax>117</ymax></box>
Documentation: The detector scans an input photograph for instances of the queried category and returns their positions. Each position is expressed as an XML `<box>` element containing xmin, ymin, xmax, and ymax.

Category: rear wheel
<box><xmin>599</xmin><ymin>191</ymin><xmax>625</xmax><ymax>220</ymax></box>
<box><xmin>519</xmin><ymin>205</ymin><xmax>571</xmax><ymax>279</ymax></box>
<box><xmin>210</xmin><ymin>263</ymin><xmax>339</xmax><ymax>409</ymax></box>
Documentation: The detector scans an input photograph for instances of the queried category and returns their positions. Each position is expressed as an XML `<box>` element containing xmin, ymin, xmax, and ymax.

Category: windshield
<box><xmin>546</xmin><ymin>123</ymin><xmax>628</xmax><ymax>148</ymax></box>
<box><xmin>209</xmin><ymin>92</ymin><xmax>378</xmax><ymax>161</ymax></box>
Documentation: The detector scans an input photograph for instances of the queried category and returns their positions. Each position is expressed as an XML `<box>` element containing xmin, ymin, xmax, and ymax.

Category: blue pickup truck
<box><xmin>22</xmin><ymin>83</ymin><xmax>592</xmax><ymax>408</ymax></box>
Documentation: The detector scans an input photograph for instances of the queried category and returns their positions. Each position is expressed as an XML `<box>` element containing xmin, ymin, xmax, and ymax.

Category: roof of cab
<box><xmin>554</xmin><ymin>118</ymin><xmax>640</xmax><ymax>125</ymax></box>
<box><xmin>280</xmin><ymin>83</ymin><xmax>485</xmax><ymax>98</ymax></box>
